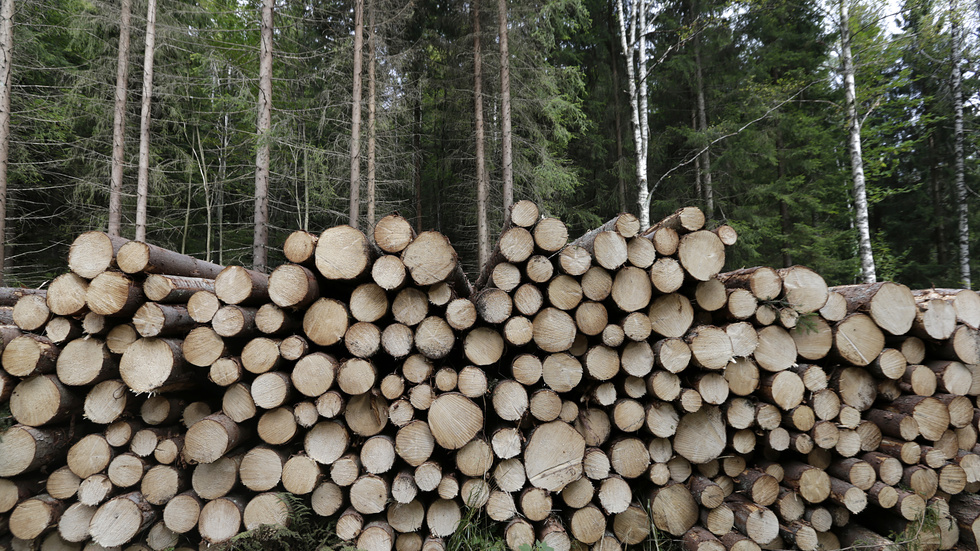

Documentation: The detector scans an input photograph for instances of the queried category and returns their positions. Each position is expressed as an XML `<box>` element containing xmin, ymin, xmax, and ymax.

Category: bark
<box><xmin>254</xmin><ymin>0</ymin><xmax>273</xmax><ymax>272</ymax></box>
<box><xmin>366</xmin><ymin>0</ymin><xmax>376</xmax><ymax>232</ymax></box>
<box><xmin>108</xmin><ymin>0</ymin><xmax>132</xmax><ymax>238</ymax></box>
<box><xmin>474</xmin><ymin>0</ymin><xmax>490</xmax><ymax>269</ymax></box>
<box><xmin>951</xmin><ymin>0</ymin><xmax>970</xmax><ymax>288</ymax></box>
<box><xmin>840</xmin><ymin>0</ymin><xmax>875</xmax><ymax>283</ymax></box>
<box><xmin>135</xmin><ymin>0</ymin><xmax>157</xmax><ymax>242</ymax></box>
<box><xmin>693</xmin><ymin>12</ymin><xmax>712</xmax><ymax>218</ymax></box>
<box><xmin>498</xmin><ymin>0</ymin><xmax>513</xmax><ymax>213</ymax></box>
<box><xmin>350</xmin><ymin>0</ymin><xmax>364</xmax><ymax>229</ymax></box>
<box><xmin>616</xmin><ymin>0</ymin><xmax>649</xmax><ymax>227</ymax></box>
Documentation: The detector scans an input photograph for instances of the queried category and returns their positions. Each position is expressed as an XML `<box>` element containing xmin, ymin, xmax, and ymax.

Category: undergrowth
<box><xmin>213</xmin><ymin>493</ymin><xmax>349</xmax><ymax>551</ymax></box>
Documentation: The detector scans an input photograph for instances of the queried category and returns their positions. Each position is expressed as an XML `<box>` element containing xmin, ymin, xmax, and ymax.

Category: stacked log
<box><xmin>0</xmin><ymin>202</ymin><xmax>978</xmax><ymax>551</ymax></box>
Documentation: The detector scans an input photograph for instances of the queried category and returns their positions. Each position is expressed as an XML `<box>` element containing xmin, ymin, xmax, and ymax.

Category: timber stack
<box><xmin>1</xmin><ymin>200</ymin><xmax>979</xmax><ymax>551</ymax></box>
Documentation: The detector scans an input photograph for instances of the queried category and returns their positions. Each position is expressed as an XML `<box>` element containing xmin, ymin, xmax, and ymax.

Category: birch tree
<box><xmin>108</xmin><ymin>0</ymin><xmax>132</xmax><ymax>238</ymax></box>
<box><xmin>839</xmin><ymin>0</ymin><xmax>876</xmax><ymax>283</ymax></box>
<box><xmin>616</xmin><ymin>0</ymin><xmax>652</xmax><ymax>227</ymax></box>
<box><xmin>254</xmin><ymin>0</ymin><xmax>273</xmax><ymax>272</ymax></box>
<box><xmin>951</xmin><ymin>0</ymin><xmax>970</xmax><ymax>287</ymax></box>
<box><xmin>349</xmin><ymin>0</ymin><xmax>364</xmax><ymax>230</ymax></box>
<box><xmin>499</xmin><ymin>0</ymin><xmax>513</xmax><ymax>214</ymax></box>
<box><xmin>0</xmin><ymin>0</ymin><xmax>12</xmax><ymax>284</ymax></box>
<box><xmin>135</xmin><ymin>0</ymin><xmax>158</xmax><ymax>243</ymax></box>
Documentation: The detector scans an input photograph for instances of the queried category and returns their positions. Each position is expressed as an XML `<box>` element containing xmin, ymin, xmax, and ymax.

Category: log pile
<box><xmin>1</xmin><ymin>201</ymin><xmax>979</xmax><ymax>551</ymax></box>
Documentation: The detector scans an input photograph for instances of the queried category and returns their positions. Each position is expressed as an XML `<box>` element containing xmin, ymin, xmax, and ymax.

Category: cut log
<box><xmin>401</xmin><ymin>231</ymin><xmax>459</xmax><ymax>286</ymax></box>
<box><xmin>269</xmin><ymin>264</ymin><xmax>320</xmax><ymax>308</ymax></box>
<box><xmin>9</xmin><ymin>374</ymin><xmax>79</xmax><ymax>427</ymax></box>
<box><xmin>116</xmin><ymin>240</ymin><xmax>223</xmax><ymax>277</ymax></box>
<box><xmin>2</xmin><ymin>333</ymin><xmax>59</xmax><ymax>378</ymax></box>
<box><xmin>187</xmin><ymin>290</ymin><xmax>220</xmax><ymax>323</ymax></box>
<box><xmin>303</xmin><ymin>298</ymin><xmax>349</xmax><ymax>346</ymax></box>
<box><xmin>677</xmin><ymin>231</ymin><xmax>725</xmax><ymax>281</ymax></box>
<box><xmin>133</xmin><ymin>302</ymin><xmax>195</xmax><ymax>338</ymax></box>
<box><xmin>198</xmin><ymin>495</ymin><xmax>246</xmax><ymax>544</ymax></box>
<box><xmin>47</xmin><ymin>273</ymin><xmax>89</xmax><ymax>316</ymax></box>
<box><xmin>121</xmin><ymin>337</ymin><xmax>194</xmax><ymax>393</ymax></box>
<box><xmin>375</xmin><ymin>214</ymin><xmax>416</xmax><ymax>253</ymax></box>
<box><xmin>143</xmin><ymin>274</ymin><xmax>215</xmax><ymax>303</ymax></box>
<box><xmin>673</xmin><ymin>407</ymin><xmax>726</xmax><ymax>464</ymax></box>
<box><xmin>87</xmin><ymin>271</ymin><xmax>144</xmax><ymax>316</ymax></box>
<box><xmin>719</xmin><ymin>267</ymin><xmax>782</xmax><ymax>301</ymax></box>
<box><xmin>9</xmin><ymin>493</ymin><xmax>65</xmax><ymax>540</ymax></box>
<box><xmin>833</xmin><ymin>313</ymin><xmax>885</xmax><ymax>366</ymax></box>
<box><xmin>68</xmin><ymin>232</ymin><xmax>130</xmax><ymax>278</ymax></box>
<box><xmin>12</xmin><ymin>294</ymin><xmax>49</xmax><ymax>332</ymax></box>
<box><xmin>777</xmin><ymin>266</ymin><xmax>828</xmax><ymax>314</ymax></box>
<box><xmin>215</xmin><ymin>265</ymin><xmax>269</xmax><ymax>305</ymax></box>
<box><xmin>183</xmin><ymin>413</ymin><xmax>249</xmax><ymax>464</ymax></box>
<box><xmin>649</xmin><ymin>482</ymin><xmax>699</xmax><ymax>536</ymax></box>
<box><xmin>89</xmin><ymin>491</ymin><xmax>157</xmax><ymax>547</ymax></box>
<box><xmin>831</xmin><ymin>281</ymin><xmax>916</xmax><ymax>336</ymax></box>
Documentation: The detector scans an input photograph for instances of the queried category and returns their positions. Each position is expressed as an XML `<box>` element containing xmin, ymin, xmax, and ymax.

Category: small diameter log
<box><xmin>303</xmin><ymin>298</ymin><xmax>349</xmax><ymax>346</ymax></box>
<box><xmin>649</xmin><ymin>293</ymin><xmax>694</xmax><ymax>339</ymax></box>
<box><xmin>830</xmin><ymin>281</ymin><xmax>917</xmax><ymax>336</ymax></box>
<box><xmin>89</xmin><ymin>491</ymin><xmax>158</xmax><ymax>547</ymax></box>
<box><xmin>116</xmin><ymin>240</ymin><xmax>223</xmax><ymax>277</ymax></box>
<box><xmin>9</xmin><ymin>493</ymin><xmax>65</xmax><ymax>540</ymax></box>
<box><xmin>133</xmin><ymin>302</ymin><xmax>195</xmax><ymax>338</ymax></box>
<box><xmin>373</xmin><ymin>254</ymin><xmax>407</xmax><ymax>291</ymax></box>
<box><xmin>912</xmin><ymin>297</ymin><xmax>957</xmax><ymax>340</ymax></box>
<box><xmin>283</xmin><ymin>230</ymin><xmax>318</xmax><ymax>264</ymax></box>
<box><xmin>401</xmin><ymin>230</ymin><xmax>460</xmax><ymax>287</ymax></box>
<box><xmin>888</xmin><ymin>395</ymin><xmax>950</xmax><ymax>441</ymax></box>
<box><xmin>215</xmin><ymin>265</ymin><xmax>270</xmax><ymax>305</ymax></box>
<box><xmin>719</xmin><ymin>267</ymin><xmax>782</xmax><ymax>301</ymax></box>
<box><xmin>121</xmin><ymin>337</ymin><xmax>194</xmax><ymax>393</ymax></box>
<box><xmin>726</xmin><ymin>494</ymin><xmax>778</xmax><ymax>545</ymax></box>
<box><xmin>374</xmin><ymin>214</ymin><xmax>416</xmax><ymax>253</ymax></box>
<box><xmin>12</xmin><ymin>294</ymin><xmax>49</xmax><ymax>331</ymax></box>
<box><xmin>931</xmin><ymin>324</ymin><xmax>980</xmax><ymax>365</ymax></box>
<box><xmin>87</xmin><ymin>271</ymin><xmax>144</xmax><ymax>316</ymax></box>
<box><xmin>673</xmin><ymin>406</ymin><xmax>726</xmax><ymax>465</ymax></box>
<box><xmin>143</xmin><ymin>273</ymin><xmax>214</xmax><ymax>303</ymax></box>
<box><xmin>2</xmin><ymin>333</ymin><xmax>59</xmax><ymax>377</ymax></box>
<box><xmin>649</xmin><ymin>482</ymin><xmax>699</xmax><ymax>537</ymax></box>
<box><xmin>198</xmin><ymin>495</ymin><xmax>246</xmax><ymax>544</ymax></box>
<box><xmin>269</xmin><ymin>264</ymin><xmax>320</xmax><ymax>309</ymax></box>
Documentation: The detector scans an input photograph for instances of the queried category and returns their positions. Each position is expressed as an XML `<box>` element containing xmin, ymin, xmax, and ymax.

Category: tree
<box><xmin>616</xmin><ymin>0</ymin><xmax>652</xmax><ymax>227</ymax></box>
<box><xmin>498</xmin><ymin>0</ymin><xmax>513</xmax><ymax>213</ymax></box>
<box><xmin>108</xmin><ymin>0</ymin><xmax>132</xmax><ymax>238</ymax></box>
<box><xmin>840</xmin><ymin>0</ymin><xmax>876</xmax><ymax>283</ymax></box>
<box><xmin>366</xmin><ymin>0</ymin><xmax>376</xmax><ymax>232</ymax></box>
<box><xmin>0</xmin><ymin>0</ymin><xmax>12</xmax><ymax>284</ymax></box>
<box><xmin>135</xmin><ymin>0</ymin><xmax>158</xmax><ymax>243</ymax></box>
<box><xmin>474</xmin><ymin>0</ymin><xmax>490</xmax><ymax>268</ymax></box>
<box><xmin>254</xmin><ymin>0</ymin><xmax>273</xmax><ymax>272</ymax></box>
<box><xmin>950</xmin><ymin>0</ymin><xmax>970</xmax><ymax>287</ymax></box>
<box><xmin>349</xmin><ymin>0</ymin><xmax>364</xmax><ymax>230</ymax></box>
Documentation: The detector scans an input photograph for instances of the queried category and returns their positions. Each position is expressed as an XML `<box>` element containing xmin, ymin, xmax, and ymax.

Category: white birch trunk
<box><xmin>135</xmin><ymin>0</ymin><xmax>157</xmax><ymax>243</ymax></box>
<box><xmin>951</xmin><ymin>0</ymin><xmax>970</xmax><ymax>287</ymax></box>
<box><xmin>108</xmin><ymin>0</ymin><xmax>132</xmax><ymax>238</ymax></box>
<box><xmin>637</xmin><ymin>0</ymin><xmax>650</xmax><ymax>227</ymax></box>
<box><xmin>498</xmin><ymin>0</ymin><xmax>513</xmax><ymax>214</ymax></box>
<box><xmin>616</xmin><ymin>0</ymin><xmax>649</xmax><ymax>228</ymax></box>
<box><xmin>349</xmin><ymin>0</ymin><xmax>364</xmax><ymax>230</ymax></box>
<box><xmin>253</xmin><ymin>0</ymin><xmax>273</xmax><ymax>272</ymax></box>
<box><xmin>474</xmin><ymin>0</ymin><xmax>490</xmax><ymax>269</ymax></box>
<box><xmin>840</xmin><ymin>0</ymin><xmax>876</xmax><ymax>283</ymax></box>
<box><xmin>0</xmin><ymin>0</ymin><xmax>12</xmax><ymax>285</ymax></box>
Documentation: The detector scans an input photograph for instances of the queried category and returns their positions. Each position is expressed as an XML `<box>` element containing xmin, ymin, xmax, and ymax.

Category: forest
<box><xmin>1</xmin><ymin>0</ymin><xmax>978</xmax><ymax>289</ymax></box>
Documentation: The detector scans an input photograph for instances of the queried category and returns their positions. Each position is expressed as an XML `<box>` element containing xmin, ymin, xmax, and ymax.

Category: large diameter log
<box><xmin>89</xmin><ymin>491</ymin><xmax>157</xmax><ymax>547</ymax></box>
<box><xmin>9</xmin><ymin>494</ymin><xmax>65</xmax><ymax>540</ymax></box>
<box><xmin>47</xmin><ymin>273</ymin><xmax>89</xmax><ymax>316</ymax></box>
<box><xmin>69</xmin><ymin>232</ymin><xmax>130</xmax><ymax>278</ymax></box>
<box><xmin>532</xmin><ymin>308</ymin><xmax>577</xmax><ymax>353</ymax></box>
<box><xmin>673</xmin><ymin>407</ymin><xmax>726</xmax><ymax>464</ymax></box>
<box><xmin>649</xmin><ymin>293</ymin><xmax>694</xmax><ymax>338</ymax></box>
<box><xmin>121</xmin><ymin>338</ymin><xmax>194</xmax><ymax>393</ymax></box>
<box><xmin>56</xmin><ymin>338</ymin><xmax>116</xmax><ymax>388</ymax></box>
<box><xmin>187</xmin><ymin>290</ymin><xmax>220</xmax><ymax>324</ymax></box>
<box><xmin>269</xmin><ymin>264</ymin><xmax>320</xmax><ymax>309</ymax></box>
<box><xmin>427</xmin><ymin>393</ymin><xmax>482</xmax><ymax>450</ymax></box>
<box><xmin>2</xmin><ymin>333</ymin><xmax>58</xmax><ymax>377</ymax></box>
<box><xmin>524</xmin><ymin>420</ymin><xmax>585</xmax><ymax>491</ymax></box>
<box><xmin>677</xmin><ymin>231</ymin><xmax>725</xmax><ymax>281</ymax></box>
<box><xmin>833</xmin><ymin>313</ymin><xmax>885</xmax><ymax>366</ymax></box>
<box><xmin>198</xmin><ymin>495</ymin><xmax>246</xmax><ymax>544</ymax></box>
<box><xmin>401</xmin><ymin>231</ymin><xmax>459</xmax><ymax>286</ymax></box>
<box><xmin>10</xmin><ymin>374</ymin><xmax>79</xmax><ymax>427</ymax></box>
<box><xmin>215</xmin><ymin>265</ymin><xmax>269</xmax><ymax>305</ymax></box>
<box><xmin>782</xmin><ymin>462</ymin><xmax>830</xmax><ymax>504</ymax></box>
<box><xmin>931</xmin><ymin>324</ymin><xmax>980</xmax><ymax>365</ymax></box>
<box><xmin>831</xmin><ymin>281</ymin><xmax>916</xmax><ymax>335</ymax></box>
<box><xmin>374</xmin><ymin>214</ymin><xmax>416</xmax><ymax>253</ymax></box>
<box><xmin>12</xmin><ymin>294</ymin><xmax>49</xmax><ymax>332</ymax></box>
<box><xmin>726</xmin><ymin>494</ymin><xmax>778</xmax><ymax>545</ymax></box>
<box><xmin>888</xmin><ymin>395</ymin><xmax>950</xmax><ymax>441</ymax></box>
<box><xmin>913</xmin><ymin>297</ymin><xmax>957</xmax><ymax>340</ymax></box>
<box><xmin>283</xmin><ymin>230</ymin><xmax>318</xmax><ymax>264</ymax></box>
<box><xmin>87</xmin><ymin>271</ymin><xmax>144</xmax><ymax>316</ymax></box>
<box><xmin>0</xmin><ymin>425</ymin><xmax>71</xmax><ymax>476</ymax></box>
<box><xmin>303</xmin><ymin>298</ymin><xmax>349</xmax><ymax>346</ymax></box>
<box><xmin>777</xmin><ymin>266</ymin><xmax>828</xmax><ymax>314</ymax></box>
<box><xmin>183</xmin><ymin>413</ymin><xmax>249</xmax><ymax>464</ymax></box>
<box><xmin>649</xmin><ymin>483</ymin><xmax>698</xmax><ymax>536</ymax></box>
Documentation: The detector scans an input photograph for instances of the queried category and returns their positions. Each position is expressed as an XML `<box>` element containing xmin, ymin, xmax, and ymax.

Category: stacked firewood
<box><xmin>0</xmin><ymin>200</ymin><xmax>979</xmax><ymax>551</ymax></box>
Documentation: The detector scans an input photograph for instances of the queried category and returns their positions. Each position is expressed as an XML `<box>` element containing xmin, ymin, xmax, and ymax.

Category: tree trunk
<box><xmin>349</xmin><ymin>0</ymin><xmax>364</xmax><ymax>229</ymax></box>
<box><xmin>135</xmin><ymin>0</ymin><xmax>157</xmax><ymax>243</ymax></box>
<box><xmin>108</xmin><ymin>0</ymin><xmax>132</xmax><ymax>238</ymax></box>
<box><xmin>366</xmin><ymin>0</ymin><xmax>376</xmax><ymax>232</ymax></box>
<box><xmin>254</xmin><ymin>0</ymin><xmax>273</xmax><ymax>272</ymax></box>
<box><xmin>474</xmin><ymin>0</ymin><xmax>489</xmax><ymax>270</ymax></box>
<box><xmin>951</xmin><ymin>0</ymin><xmax>970</xmax><ymax>288</ymax></box>
<box><xmin>840</xmin><ymin>0</ymin><xmax>875</xmax><ymax>283</ymax></box>
<box><xmin>498</xmin><ymin>0</ymin><xmax>513</xmax><ymax>213</ymax></box>
<box><xmin>693</xmin><ymin>12</ymin><xmax>712</xmax><ymax>219</ymax></box>
<box><xmin>0</xmin><ymin>0</ymin><xmax>11</xmax><ymax>285</ymax></box>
